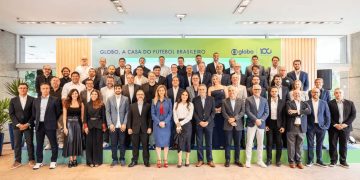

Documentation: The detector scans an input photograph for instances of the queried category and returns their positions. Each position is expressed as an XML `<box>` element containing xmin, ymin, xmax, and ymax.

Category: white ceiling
<box><xmin>0</xmin><ymin>0</ymin><xmax>359</xmax><ymax>35</ymax></box>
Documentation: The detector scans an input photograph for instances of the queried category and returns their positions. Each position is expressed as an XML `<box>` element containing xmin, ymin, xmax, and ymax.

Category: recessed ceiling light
<box><xmin>233</xmin><ymin>0</ymin><xmax>252</xmax><ymax>14</ymax></box>
<box><xmin>110</xmin><ymin>0</ymin><xmax>126</xmax><ymax>13</ymax></box>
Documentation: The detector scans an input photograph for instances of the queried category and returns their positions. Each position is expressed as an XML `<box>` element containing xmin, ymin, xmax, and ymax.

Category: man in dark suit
<box><xmin>35</xmin><ymin>65</ymin><xmax>54</xmax><ymax>97</ymax></box>
<box><xmin>244</xmin><ymin>55</ymin><xmax>266</xmax><ymax>78</ymax></box>
<box><xmin>193</xmin><ymin>84</ymin><xmax>216</xmax><ymax>167</ymax></box>
<box><xmin>132</xmin><ymin>57</ymin><xmax>151</xmax><ymax>78</ymax></box>
<box><xmin>31</xmin><ymin>83</ymin><xmax>61</xmax><ymax>170</ymax></box>
<box><xmin>246</xmin><ymin>65</ymin><xmax>268</xmax><ymax>89</ymax></box>
<box><xmin>9</xmin><ymin>83</ymin><xmax>35</xmax><ymax>169</ymax></box>
<box><xmin>60</xmin><ymin>67</ymin><xmax>71</xmax><ymax>88</ymax></box>
<box><xmin>184</xmin><ymin>65</ymin><xmax>193</xmax><ymax>88</ymax></box>
<box><xmin>308</xmin><ymin>78</ymin><xmax>331</xmax><ymax>102</ymax></box>
<box><xmin>224</xmin><ymin>58</ymin><xmax>236</xmax><ymax>74</ymax></box>
<box><xmin>167</xmin><ymin>76</ymin><xmax>184</xmax><ymax>106</ymax></box>
<box><xmin>99</xmin><ymin>65</ymin><xmax>122</xmax><ymax>88</ymax></box>
<box><xmin>265</xmin><ymin>56</ymin><xmax>280</xmax><ymax>84</ymax></box>
<box><xmin>122</xmin><ymin>74</ymin><xmax>141</xmax><ymax>104</ymax></box>
<box><xmin>230</xmin><ymin>63</ymin><xmax>246</xmax><ymax>86</ymax></box>
<box><xmin>82</xmin><ymin>68</ymin><xmax>100</xmax><ymax>90</ymax></box>
<box><xmin>177</xmin><ymin>57</ymin><xmax>187</xmax><ymax>77</ymax></box>
<box><xmin>206</xmin><ymin>52</ymin><xmax>225</xmax><ymax>75</ymax></box>
<box><xmin>215</xmin><ymin>63</ymin><xmax>231</xmax><ymax>86</ymax></box>
<box><xmin>153</xmin><ymin>65</ymin><xmax>166</xmax><ymax>86</ymax></box>
<box><xmin>127</xmin><ymin>90</ymin><xmax>152</xmax><ymax>167</ymax></box>
<box><xmin>287</xmin><ymin>59</ymin><xmax>309</xmax><ymax>91</ymax></box>
<box><xmin>247</xmin><ymin>76</ymin><xmax>267</xmax><ymax>98</ymax></box>
<box><xmin>196</xmin><ymin>62</ymin><xmax>212</xmax><ymax>87</ymax></box>
<box><xmin>328</xmin><ymin>88</ymin><xmax>356</xmax><ymax>168</ymax></box>
<box><xmin>120</xmin><ymin>64</ymin><xmax>132</xmax><ymax>85</ymax></box>
<box><xmin>115</xmin><ymin>57</ymin><xmax>126</xmax><ymax>77</ymax></box>
<box><xmin>286</xmin><ymin>90</ymin><xmax>311</xmax><ymax>169</ymax></box>
<box><xmin>165</xmin><ymin>64</ymin><xmax>185</xmax><ymax>89</ymax></box>
<box><xmin>306</xmin><ymin>88</ymin><xmax>331</xmax><ymax>167</ymax></box>
<box><xmin>222</xmin><ymin>86</ymin><xmax>245</xmax><ymax>167</ymax></box>
<box><xmin>273</xmin><ymin>74</ymin><xmax>290</xmax><ymax>101</ymax></box>
<box><xmin>245</xmin><ymin>85</ymin><xmax>269</xmax><ymax>168</ymax></box>
<box><xmin>266</xmin><ymin>87</ymin><xmax>286</xmax><ymax>167</ymax></box>
<box><xmin>95</xmin><ymin>57</ymin><xmax>108</xmax><ymax>77</ymax></box>
<box><xmin>275</xmin><ymin>66</ymin><xmax>294</xmax><ymax>90</ymax></box>
<box><xmin>80</xmin><ymin>79</ymin><xmax>95</xmax><ymax>103</ymax></box>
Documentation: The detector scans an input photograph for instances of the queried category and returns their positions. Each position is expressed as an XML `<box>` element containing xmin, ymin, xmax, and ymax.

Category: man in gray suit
<box><xmin>99</xmin><ymin>65</ymin><xmax>122</xmax><ymax>88</ymax></box>
<box><xmin>245</xmin><ymin>84</ymin><xmax>269</xmax><ymax>168</ymax></box>
<box><xmin>80</xmin><ymin>79</ymin><xmax>95</xmax><ymax>103</ymax></box>
<box><xmin>106</xmin><ymin>84</ymin><xmax>130</xmax><ymax>167</ymax></box>
<box><xmin>192</xmin><ymin>54</ymin><xmax>203</xmax><ymax>73</ymax></box>
<box><xmin>222</xmin><ymin>86</ymin><xmax>245</xmax><ymax>167</ymax></box>
<box><xmin>286</xmin><ymin>90</ymin><xmax>311</xmax><ymax>169</ymax></box>
<box><xmin>96</xmin><ymin>57</ymin><xmax>108</xmax><ymax>77</ymax></box>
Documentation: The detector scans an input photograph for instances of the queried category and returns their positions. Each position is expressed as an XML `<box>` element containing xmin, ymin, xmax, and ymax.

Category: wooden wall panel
<box><xmin>281</xmin><ymin>38</ymin><xmax>317</xmax><ymax>90</ymax></box>
<box><xmin>56</xmin><ymin>38</ymin><xmax>91</xmax><ymax>76</ymax></box>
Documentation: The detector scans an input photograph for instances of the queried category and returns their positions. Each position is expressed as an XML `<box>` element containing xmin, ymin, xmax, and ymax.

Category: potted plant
<box><xmin>4</xmin><ymin>78</ymin><xmax>24</xmax><ymax>150</ymax></box>
<box><xmin>0</xmin><ymin>98</ymin><xmax>10</xmax><ymax>155</ymax></box>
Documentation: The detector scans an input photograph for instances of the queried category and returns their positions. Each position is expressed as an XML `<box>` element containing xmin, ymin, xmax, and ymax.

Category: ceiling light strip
<box><xmin>17</xmin><ymin>21</ymin><xmax>122</xmax><ymax>25</ymax></box>
<box><xmin>236</xmin><ymin>21</ymin><xmax>342</xmax><ymax>25</ymax></box>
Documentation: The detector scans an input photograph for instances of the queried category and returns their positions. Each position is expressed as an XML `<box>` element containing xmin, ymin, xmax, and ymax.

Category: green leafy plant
<box><xmin>0</xmin><ymin>98</ymin><xmax>10</xmax><ymax>133</ymax></box>
<box><xmin>4</xmin><ymin>78</ymin><xmax>25</xmax><ymax>97</ymax></box>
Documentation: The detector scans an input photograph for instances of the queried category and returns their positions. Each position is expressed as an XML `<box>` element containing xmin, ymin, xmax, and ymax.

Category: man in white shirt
<box><xmin>286</xmin><ymin>90</ymin><xmax>311</xmax><ymax>169</ymax></box>
<box><xmin>75</xmin><ymin>57</ymin><xmax>92</xmax><ymax>82</ymax></box>
<box><xmin>115</xmin><ymin>57</ymin><xmax>126</xmax><ymax>77</ymax></box>
<box><xmin>266</xmin><ymin>56</ymin><xmax>280</xmax><ymax>84</ymax></box>
<box><xmin>100</xmin><ymin>76</ymin><xmax>115</xmax><ymax>104</ymax></box>
<box><xmin>159</xmin><ymin>56</ymin><xmax>170</xmax><ymax>77</ymax></box>
<box><xmin>305</xmin><ymin>88</ymin><xmax>331</xmax><ymax>167</ymax></box>
<box><xmin>61</xmin><ymin>72</ymin><xmax>86</xmax><ymax>100</ymax></box>
<box><xmin>134</xmin><ymin>66</ymin><xmax>148</xmax><ymax>86</ymax></box>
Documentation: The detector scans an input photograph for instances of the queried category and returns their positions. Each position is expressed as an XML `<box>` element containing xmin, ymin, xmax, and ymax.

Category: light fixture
<box><xmin>176</xmin><ymin>14</ymin><xmax>187</xmax><ymax>22</ymax></box>
<box><xmin>17</xmin><ymin>21</ymin><xmax>122</xmax><ymax>25</ymax></box>
<box><xmin>236</xmin><ymin>21</ymin><xmax>342</xmax><ymax>25</ymax></box>
<box><xmin>110</xmin><ymin>0</ymin><xmax>126</xmax><ymax>13</ymax></box>
<box><xmin>233</xmin><ymin>0</ymin><xmax>252</xmax><ymax>14</ymax></box>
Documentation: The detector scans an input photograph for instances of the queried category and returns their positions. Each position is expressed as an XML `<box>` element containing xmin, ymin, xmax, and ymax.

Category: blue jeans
<box><xmin>306</xmin><ymin>124</ymin><xmax>326</xmax><ymax>163</ymax></box>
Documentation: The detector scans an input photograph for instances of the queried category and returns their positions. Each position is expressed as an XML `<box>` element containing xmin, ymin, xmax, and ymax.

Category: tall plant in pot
<box><xmin>4</xmin><ymin>78</ymin><xmax>24</xmax><ymax>150</ymax></box>
<box><xmin>0</xmin><ymin>98</ymin><xmax>10</xmax><ymax>155</ymax></box>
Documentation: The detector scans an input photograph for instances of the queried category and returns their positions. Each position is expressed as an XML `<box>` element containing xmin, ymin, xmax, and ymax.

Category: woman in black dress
<box><xmin>63</xmin><ymin>89</ymin><xmax>84</xmax><ymax>168</ymax></box>
<box><xmin>84</xmin><ymin>90</ymin><xmax>106</xmax><ymax>167</ymax></box>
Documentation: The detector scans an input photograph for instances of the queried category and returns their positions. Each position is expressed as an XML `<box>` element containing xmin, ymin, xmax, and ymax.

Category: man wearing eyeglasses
<box><xmin>35</xmin><ymin>65</ymin><xmax>54</xmax><ymax>97</ymax></box>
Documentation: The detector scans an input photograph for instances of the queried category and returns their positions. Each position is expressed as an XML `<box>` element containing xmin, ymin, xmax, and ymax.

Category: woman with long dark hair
<box><xmin>63</xmin><ymin>89</ymin><xmax>84</xmax><ymax>168</ymax></box>
<box><xmin>84</xmin><ymin>90</ymin><xmax>106</xmax><ymax>167</ymax></box>
<box><xmin>173</xmin><ymin>90</ymin><xmax>194</xmax><ymax>168</ymax></box>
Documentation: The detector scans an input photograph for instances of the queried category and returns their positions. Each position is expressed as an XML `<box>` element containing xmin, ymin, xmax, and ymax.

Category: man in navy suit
<box><xmin>31</xmin><ymin>83</ymin><xmax>61</xmax><ymax>170</ymax></box>
<box><xmin>224</xmin><ymin>58</ymin><xmax>236</xmax><ymax>74</ymax></box>
<box><xmin>286</xmin><ymin>90</ymin><xmax>311</xmax><ymax>169</ymax></box>
<box><xmin>196</xmin><ymin>62</ymin><xmax>212</xmax><ymax>87</ymax></box>
<box><xmin>246</xmin><ymin>65</ymin><xmax>268</xmax><ymax>89</ymax></box>
<box><xmin>215</xmin><ymin>63</ymin><xmax>231</xmax><ymax>86</ymax></box>
<box><xmin>244</xmin><ymin>55</ymin><xmax>266</xmax><ymax>78</ymax></box>
<box><xmin>287</xmin><ymin>60</ymin><xmax>309</xmax><ymax>91</ymax></box>
<box><xmin>308</xmin><ymin>78</ymin><xmax>331</xmax><ymax>102</ymax></box>
<box><xmin>193</xmin><ymin>84</ymin><xmax>216</xmax><ymax>167</ymax></box>
<box><xmin>306</xmin><ymin>88</ymin><xmax>331</xmax><ymax>167</ymax></box>
<box><xmin>245</xmin><ymin>85</ymin><xmax>269</xmax><ymax>168</ymax></box>
<box><xmin>165</xmin><ymin>64</ymin><xmax>185</xmax><ymax>89</ymax></box>
<box><xmin>206</xmin><ymin>52</ymin><xmax>225</xmax><ymax>75</ymax></box>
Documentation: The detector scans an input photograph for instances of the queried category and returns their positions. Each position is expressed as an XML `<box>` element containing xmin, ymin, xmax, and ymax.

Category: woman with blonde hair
<box><xmin>151</xmin><ymin>85</ymin><xmax>173</xmax><ymax>168</ymax></box>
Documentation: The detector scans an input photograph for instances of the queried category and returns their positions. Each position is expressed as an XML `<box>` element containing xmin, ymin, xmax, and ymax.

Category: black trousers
<box><xmin>13</xmin><ymin>127</ymin><xmax>35</xmax><ymax>163</ymax></box>
<box><xmin>110</xmin><ymin>128</ymin><xmax>126</xmax><ymax>162</ymax></box>
<box><xmin>196</xmin><ymin>126</ymin><xmax>213</xmax><ymax>162</ymax></box>
<box><xmin>36</xmin><ymin>122</ymin><xmax>58</xmax><ymax>163</ymax></box>
<box><xmin>266</xmin><ymin>120</ymin><xmax>283</xmax><ymax>162</ymax></box>
<box><xmin>306</xmin><ymin>124</ymin><xmax>326</xmax><ymax>163</ymax></box>
<box><xmin>103</xmin><ymin>129</ymin><xmax>109</xmax><ymax>144</ymax></box>
<box><xmin>329</xmin><ymin>128</ymin><xmax>350</xmax><ymax>164</ymax></box>
<box><xmin>86</xmin><ymin>128</ymin><xmax>103</xmax><ymax>165</ymax></box>
<box><xmin>131</xmin><ymin>132</ymin><xmax>149</xmax><ymax>163</ymax></box>
<box><xmin>224</xmin><ymin>129</ymin><xmax>242</xmax><ymax>162</ymax></box>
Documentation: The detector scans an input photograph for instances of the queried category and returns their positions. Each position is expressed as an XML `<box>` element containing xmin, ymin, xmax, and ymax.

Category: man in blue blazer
<box><xmin>306</xmin><ymin>88</ymin><xmax>331</xmax><ymax>167</ymax></box>
<box><xmin>308</xmin><ymin>78</ymin><xmax>331</xmax><ymax>102</ymax></box>
<box><xmin>106</xmin><ymin>84</ymin><xmax>130</xmax><ymax>167</ymax></box>
<box><xmin>287</xmin><ymin>60</ymin><xmax>309</xmax><ymax>91</ymax></box>
<box><xmin>31</xmin><ymin>83</ymin><xmax>61</xmax><ymax>170</ymax></box>
<box><xmin>245</xmin><ymin>84</ymin><xmax>269</xmax><ymax>168</ymax></box>
<box><xmin>165</xmin><ymin>64</ymin><xmax>185</xmax><ymax>89</ymax></box>
<box><xmin>286</xmin><ymin>90</ymin><xmax>311</xmax><ymax>169</ymax></box>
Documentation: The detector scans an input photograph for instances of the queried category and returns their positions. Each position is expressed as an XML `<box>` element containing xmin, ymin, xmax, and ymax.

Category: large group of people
<box><xmin>9</xmin><ymin>53</ymin><xmax>356</xmax><ymax>171</ymax></box>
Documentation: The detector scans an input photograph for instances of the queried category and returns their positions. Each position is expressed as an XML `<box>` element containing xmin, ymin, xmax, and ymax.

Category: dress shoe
<box><xmin>275</xmin><ymin>161</ymin><xmax>281</xmax><ymax>167</ymax></box>
<box><xmin>120</xmin><ymin>160</ymin><xmax>126</xmax><ymax>166</ymax></box>
<box><xmin>224</xmin><ymin>161</ymin><xmax>230</xmax><ymax>167</ymax></box>
<box><xmin>196</xmin><ymin>161</ymin><xmax>204</xmax><ymax>167</ymax></box>
<box><xmin>11</xmin><ymin>161</ymin><xmax>22</xmax><ymax>169</ymax></box>
<box><xmin>128</xmin><ymin>161</ymin><xmax>137</xmax><ymax>167</ymax></box>
<box><xmin>265</xmin><ymin>160</ymin><xmax>271</xmax><ymax>166</ymax></box>
<box><xmin>340</xmin><ymin>162</ymin><xmax>349</xmax><ymax>169</ymax></box>
<box><xmin>144</xmin><ymin>162</ymin><xmax>150</xmax><ymax>167</ymax></box>
<box><xmin>289</xmin><ymin>163</ymin><xmax>296</xmax><ymax>168</ymax></box>
<box><xmin>110</xmin><ymin>161</ymin><xmax>118</xmax><ymax>167</ymax></box>
<box><xmin>235</xmin><ymin>161</ymin><xmax>244</xmax><ymax>167</ymax></box>
<box><xmin>297</xmin><ymin>163</ymin><xmax>304</xmax><ymax>169</ymax></box>
<box><xmin>207</xmin><ymin>161</ymin><xmax>215</xmax><ymax>168</ymax></box>
<box><xmin>28</xmin><ymin>160</ymin><xmax>36</xmax><ymax>167</ymax></box>
<box><xmin>68</xmin><ymin>161</ymin><xmax>73</xmax><ymax>168</ymax></box>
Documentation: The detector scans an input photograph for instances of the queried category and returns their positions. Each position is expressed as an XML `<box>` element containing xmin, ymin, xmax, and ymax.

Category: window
<box><xmin>316</xmin><ymin>36</ymin><xmax>347</xmax><ymax>64</ymax></box>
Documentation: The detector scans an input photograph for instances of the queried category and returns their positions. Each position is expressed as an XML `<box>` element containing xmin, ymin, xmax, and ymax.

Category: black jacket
<box><xmin>31</xmin><ymin>96</ymin><xmax>61</xmax><ymax>130</ymax></box>
<box><xmin>127</xmin><ymin>102</ymin><xmax>152</xmax><ymax>134</ymax></box>
<box><xmin>9</xmin><ymin>96</ymin><xmax>35</xmax><ymax>128</ymax></box>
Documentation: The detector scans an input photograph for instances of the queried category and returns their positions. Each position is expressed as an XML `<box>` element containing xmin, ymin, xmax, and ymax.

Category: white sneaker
<box><xmin>103</xmin><ymin>142</ymin><xmax>109</xmax><ymax>148</ymax></box>
<box><xmin>33</xmin><ymin>163</ymin><xmax>43</xmax><ymax>170</ymax></box>
<box><xmin>44</xmin><ymin>144</ymin><xmax>51</xmax><ymax>150</ymax></box>
<box><xmin>49</xmin><ymin>162</ymin><xmax>57</xmax><ymax>169</ymax></box>
<box><xmin>245</xmin><ymin>161</ymin><xmax>251</xmax><ymax>168</ymax></box>
<box><xmin>257</xmin><ymin>161</ymin><xmax>267</xmax><ymax>168</ymax></box>
<box><xmin>58</xmin><ymin>143</ymin><xmax>64</xmax><ymax>149</ymax></box>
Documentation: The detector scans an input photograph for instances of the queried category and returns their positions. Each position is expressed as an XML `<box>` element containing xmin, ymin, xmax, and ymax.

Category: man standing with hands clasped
<box><xmin>106</xmin><ymin>84</ymin><xmax>130</xmax><ymax>167</ymax></box>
